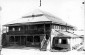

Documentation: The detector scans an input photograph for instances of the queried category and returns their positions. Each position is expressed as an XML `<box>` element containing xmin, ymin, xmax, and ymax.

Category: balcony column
<box><xmin>6</xmin><ymin>26</ymin><xmax>9</xmax><ymax>45</ymax></box>
<box><xmin>83</xmin><ymin>1</ymin><xmax>85</xmax><ymax>51</ymax></box>
<box><xmin>6</xmin><ymin>26</ymin><xmax>7</xmax><ymax>34</ymax></box>
<box><xmin>22</xmin><ymin>25</ymin><xmax>25</xmax><ymax>34</ymax></box>
<box><xmin>14</xmin><ymin>36</ymin><xmax>15</xmax><ymax>45</ymax></box>
<box><xmin>33</xmin><ymin>36</ymin><xmax>34</xmax><ymax>45</ymax></box>
<box><xmin>26</xmin><ymin>36</ymin><xmax>27</xmax><ymax>46</ymax></box>
<box><xmin>50</xmin><ymin>24</ymin><xmax>52</xmax><ymax>50</ymax></box>
<box><xmin>44</xmin><ymin>23</ymin><xmax>45</xmax><ymax>34</ymax></box>
<box><xmin>20</xmin><ymin>36</ymin><xmax>21</xmax><ymax>45</ymax></box>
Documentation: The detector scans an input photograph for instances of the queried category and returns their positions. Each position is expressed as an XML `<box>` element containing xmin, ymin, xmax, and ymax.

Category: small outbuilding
<box><xmin>50</xmin><ymin>29</ymin><xmax>84</xmax><ymax>52</ymax></box>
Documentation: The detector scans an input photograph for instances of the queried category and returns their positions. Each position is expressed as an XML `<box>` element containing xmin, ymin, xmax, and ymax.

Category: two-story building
<box><xmin>2</xmin><ymin>9</ymin><xmax>76</xmax><ymax>51</ymax></box>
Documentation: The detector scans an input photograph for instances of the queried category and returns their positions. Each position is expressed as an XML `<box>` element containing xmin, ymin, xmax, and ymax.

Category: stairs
<box><xmin>40</xmin><ymin>38</ymin><xmax>50</xmax><ymax>51</ymax></box>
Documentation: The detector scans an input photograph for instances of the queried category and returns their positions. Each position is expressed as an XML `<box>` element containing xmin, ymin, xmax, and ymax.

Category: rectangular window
<box><xmin>9</xmin><ymin>27</ymin><xmax>13</xmax><ymax>31</ymax></box>
<box><xmin>54</xmin><ymin>39</ymin><xmax>59</xmax><ymax>44</ymax></box>
<box><xmin>61</xmin><ymin>39</ymin><xmax>68</xmax><ymax>44</ymax></box>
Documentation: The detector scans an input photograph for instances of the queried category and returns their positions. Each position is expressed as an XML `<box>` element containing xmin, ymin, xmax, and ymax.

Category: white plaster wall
<box><xmin>70</xmin><ymin>38</ymin><xmax>83</xmax><ymax>50</ymax></box>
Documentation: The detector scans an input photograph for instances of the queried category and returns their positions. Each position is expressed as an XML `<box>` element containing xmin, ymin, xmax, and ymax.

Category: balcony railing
<box><xmin>6</xmin><ymin>27</ymin><xmax>51</xmax><ymax>35</ymax></box>
<box><xmin>7</xmin><ymin>31</ymin><xmax>25</xmax><ymax>35</ymax></box>
<box><xmin>7</xmin><ymin>30</ymin><xmax>44</xmax><ymax>35</ymax></box>
<box><xmin>25</xmin><ymin>29</ymin><xmax>44</xmax><ymax>34</ymax></box>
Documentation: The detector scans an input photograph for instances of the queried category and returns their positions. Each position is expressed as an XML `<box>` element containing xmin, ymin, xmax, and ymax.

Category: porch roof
<box><xmin>51</xmin><ymin>29</ymin><xmax>80</xmax><ymax>38</ymax></box>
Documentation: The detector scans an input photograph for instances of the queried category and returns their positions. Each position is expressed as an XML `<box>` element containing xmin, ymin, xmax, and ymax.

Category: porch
<box><xmin>7</xmin><ymin>35</ymin><xmax>46</xmax><ymax>48</ymax></box>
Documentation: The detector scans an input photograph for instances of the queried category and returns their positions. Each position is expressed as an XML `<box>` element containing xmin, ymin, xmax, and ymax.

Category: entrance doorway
<box><xmin>21</xmin><ymin>36</ymin><xmax>26</xmax><ymax>45</ymax></box>
<box><xmin>26</xmin><ymin>36</ymin><xmax>40</xmax><ymax>47</ymax></box>
<box><xmin>15</xmin><ymin>36</ymin><xmax>20</xmax><ymax>45</ymax></box>
<box><xmin>34</xmin><ymin>36</ymin><xmax>40</xmax><ymax>47</ymax></box>
<box><xmin>9</xmin><ymin>36</ymin><xmax>26</xmax><ymax>46</ymax></box>
<box><xmin>9</xmin><ymin>36</ymin><xmax>20</xmax><ymax>46</ymax></box>
<box><xmin>9</xmin><ymin>35</ymin><xmax>41</xmax><ymax>47</ymax></box>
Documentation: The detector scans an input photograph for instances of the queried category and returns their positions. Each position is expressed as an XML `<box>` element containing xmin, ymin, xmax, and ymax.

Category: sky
<box><xmin>0</xmin><ymin>0</ymin><xmax>84</xmax><ymax>30</ymax></box>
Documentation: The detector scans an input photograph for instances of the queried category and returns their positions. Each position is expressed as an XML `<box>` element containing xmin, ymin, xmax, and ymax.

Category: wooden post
<box><xmin>14</xmin><ymin>36</ymin><xmax>15</xmax><ymax>45</ymax></box>
<box><xmin>33</xmin><ymin>36</ymin><xmax>34</xmax><ymax>45</ymax></box>
<box><xmin>23</xmin><ymin>26</ymin><xmax>25</xmax><ymax>34</ymax></box>
<box><xmin>7</xmin><ymin>35</ymin><xmax>9</xmax><ymax>46</ymax></box>
<box><xmin>0</xmin><ymin>6</ymin><xmax>1</xmax><ymax>44</ymax></box>
<box><xmin>44</xmin><ymin>23</ymin><xmax>45</xmax><ymax>34</ymax></box>
<box><xmin>50</xmin><ymin>24</ymin><xmax>51</xmax><ymax>51</ymax></box>
<box><xmin>25</xmin><ymin>36</ymin><xmax>27</xmax><ymax>46</ymax></box>
<box><xmin>6</xmin><ymin>26</ymin><xmax>9</xmax><ymax>46</ymax></box>
<box><xmin>84</xmin><ymin>1</ymin><xmax>85</xmax><ymax>51</ymax></box>
<box><xmin>20</xmin><ymin>36</ymin><xmax>21</xmax><ymax>45</ymax></box>
<box><xmin>39</xmin><ymin>0</ymin><xmax>41</xmax><ymax>7</ymax></box>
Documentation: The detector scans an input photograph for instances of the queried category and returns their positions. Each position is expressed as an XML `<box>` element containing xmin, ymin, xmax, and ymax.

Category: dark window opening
<box><xmin>46</xmin><ymin>35</ymin><xmax>49</xmax><ymax>40</ymax></box>
<box><xmin>9</xmin><ymin>36</ymin><xmax>14</xmax><ymax>42</ymax></box>
<box><xmin>61</xmin><ymin>39</ymin><xmax>68</xmax><ymax>44</ymax></box>
<box><xmin>27</xmin><ymin>36</ymin><xmax>33</xmax><ymax>42</ymax></box>
<box><xmin>34</xmin><ymin>36</ymin><xmax>40</xmax><ymax>42</ymax></box>
<box><xmin>15</xmin><ymin>36</ymin><xmax>20</xmax><ymax>42</ymax></box>
<box><xmin>54</xmin><ymin>39</ymin><xmax>59</xmax><ymax>44</ymax></box>
<box><xmin>53</xmin><ymin>38</ymin><xmax>59</xmax><ymax>44</ymax></box>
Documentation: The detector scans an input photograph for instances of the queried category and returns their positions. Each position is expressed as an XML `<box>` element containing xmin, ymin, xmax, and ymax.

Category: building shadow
<box><xmin>2</xmin><ymin>45</ymin><xmax>40</xmax><ymax>51</ymax></box>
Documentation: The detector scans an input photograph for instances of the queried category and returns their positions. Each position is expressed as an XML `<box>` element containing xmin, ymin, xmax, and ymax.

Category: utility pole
<box><xmin>82</xmin><ymin>1</ymin><xmax>85</xmax><ymax>51</ymax></box>
<box><xmin>39</xmin><ymin>0</ymin><xmax>41</xmax><ymax>7</ymax></box>
<box><xmin>0</xmin><ymin>6</ymin><xmax>2</xmax><ymax>54</ymax></box>
<box><xmin>83</xmin><ymin>1</ymin><xmax>85</xmax><ymax>51</ymax></box>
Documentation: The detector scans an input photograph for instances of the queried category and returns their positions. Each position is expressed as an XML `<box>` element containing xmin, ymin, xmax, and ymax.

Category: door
<box><xmin>15</xmin><ymin>36</ymin><xmax>20</xmax><ymax>45</ymax></box>
<box><xmin>34</xmin><ymin>36</ymin><xmax>40</xmax><ymax>47</ymax></box>
<box><xmin>21</xmin><ymin>36</ymin><xmax>26</xmax><ymax>45</ymax></box>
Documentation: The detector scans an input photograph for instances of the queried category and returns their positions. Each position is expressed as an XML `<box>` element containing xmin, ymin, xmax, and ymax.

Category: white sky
<box><xmin>0</xmin><ymin>0</ymin><xmax>84</xmax><ymax>30</ymax></box>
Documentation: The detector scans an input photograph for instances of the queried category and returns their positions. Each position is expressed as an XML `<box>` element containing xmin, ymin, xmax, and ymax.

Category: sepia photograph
<box><xmin>0</xmin><ymin>0</ymin><xmax>85</xmax><ymax>55</ymax></box>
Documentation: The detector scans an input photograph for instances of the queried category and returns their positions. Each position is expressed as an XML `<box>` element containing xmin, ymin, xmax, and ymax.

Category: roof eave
<box><xmin>3</xmin><ymin>21</ymin><xmax>52</xmax><ymax>26</ymax></box>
